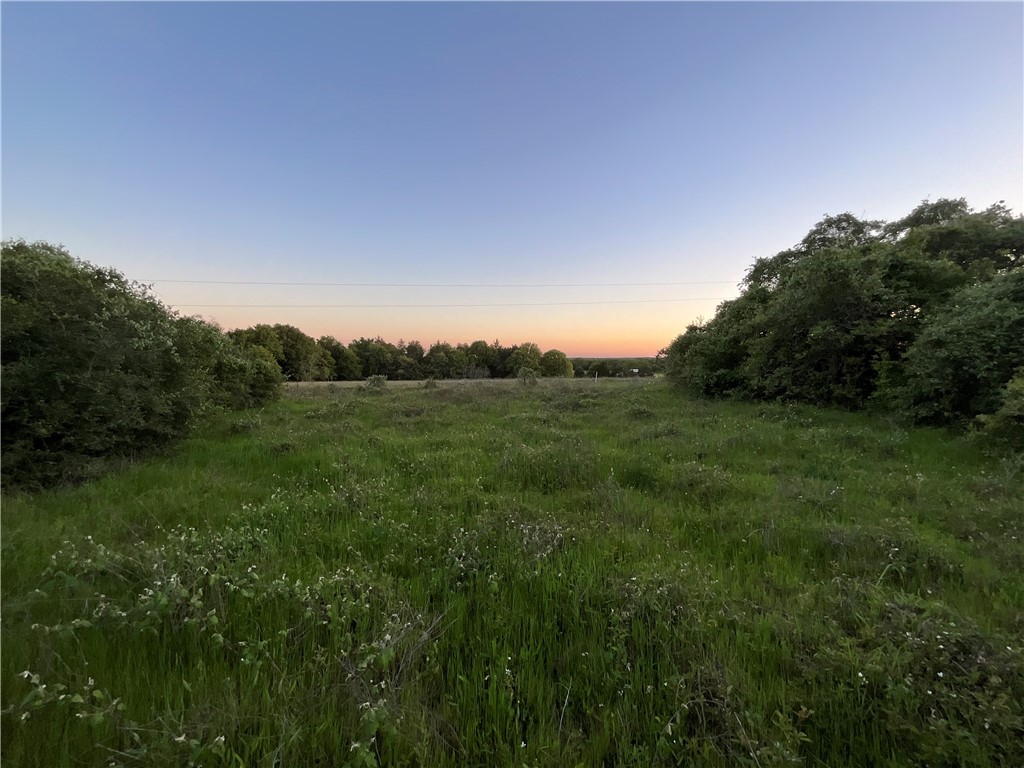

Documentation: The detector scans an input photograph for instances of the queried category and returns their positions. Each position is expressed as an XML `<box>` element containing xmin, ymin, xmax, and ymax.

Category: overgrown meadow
<box><xmin>2</xmin><ymin>379</ymin><xmax>1022</xmax><ymax>767</ymax></box>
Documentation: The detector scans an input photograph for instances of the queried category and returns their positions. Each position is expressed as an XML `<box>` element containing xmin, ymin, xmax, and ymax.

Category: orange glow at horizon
<box><xmin>188</xmin><ymin>297</ymin><xmax>730</xmax><ymax>359</ymax></box>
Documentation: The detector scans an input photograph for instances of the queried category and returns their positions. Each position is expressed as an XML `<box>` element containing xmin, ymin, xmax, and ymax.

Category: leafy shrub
<box><xmin>364</xmin><ymin>374</ymin><xmax>388</xmax><ymax>393</ymax></box>
<box><xmin>1</xmin><ymin>240</ymin><xmax>280</xmax><ymax>488</ymax></box>
<box><xmin>880</xmin><ymin>270</ymin><xmax>1024</xmax><ymax>424</ymax></box>
<box><xmin>665</xmin><ymin>199</ymin><xmax>1023</xmax><ymax>426</ymax></box>
<box><xmin>976</xmin><ymin>370</ymin><xmax>1024</xmax><ymax>449</ymax></box>
<box><xmin>517</xmin><ymin>366</ymin><xmax>538</xmax><ymax>387</ymax></box>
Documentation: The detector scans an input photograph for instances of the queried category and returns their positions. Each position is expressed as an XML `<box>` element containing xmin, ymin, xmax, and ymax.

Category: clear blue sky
<box><xmin>3</xmin><ymin>2</ymin><xmax>1021</xmax><ymax>356</ymax></box>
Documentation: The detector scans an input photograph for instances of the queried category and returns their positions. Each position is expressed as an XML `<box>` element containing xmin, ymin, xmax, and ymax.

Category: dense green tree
<box><xmin>877</xmin><ymin>270</ymin><xmax>1024</xmax><ymax>423</ymax></box>
<box><xmin>540</xmin><ymin>349</ymin><xmax>574</xmax><ymax>377</ymax></box>
<box><xmin>1</xmin><ymin>240</ymin><xmax>278</xmax><ymax>488</ymax></box>
<box><xmin>422</xmin><ymin>342</ymin><xmax>454</xmax><ymax>379</ymax></box>
<box><xmin>347</xmin><ymin>337</ymin><xmax>418</xmax><ymax>379</ymax></box>
<box><xmin>977</xmin><ymin>371</ymin><xmax>1024</xmax><ymax>449</ymax></box>
<box><xmin>665</xmin><ymin>199</ymin><xmax>1023</xmax><ymax>427</ymax></box>
<box><xmin>420</xmin><ymin>342</ymin><xmax>469</xmax><ymax>379</ymax></box>
<box><xmin>400</xmin><ymin>339</ymin><xmax>425</xmax><ymax>363</ymax></box>
<box><xmin>488</xmin><ymin>340</ymin><xmax>516</xmax><ymax>378</ymax></box>
<box><xmin>271</xmin><ymin>324</ymin><xmax>330</xmax><ymax>381</ymax></box>
<box><xmin>505</xmin><ymin>342</ymin><xmax>542</xmax><ymax>376</ymax></box>
<box><xmin>890</xmin><ymin>201</ymin><xmax>1024</xmax><ymax>275</ymax></box>
<box><xmin>391</xmin><ymin>354</ymin><xmax>423</xmax><ymax>381</ymax></box>
<box><xmin>229</xmin><ymin>323</ymin><xmax>330</xmax><ymax>381</ymax></box>
<box><xmin>463</xmin><ymin>340</ymin><xmax>495</xmax><ymax>378</ymax></box>
<box><xmin>349</xmin><ymin>337</ymin><xmax>393</xmax><ymax>378</ymax></box>
<box><xmin>317</xmin><ymin>336</ymin><xmax>361</xmax><ymax>380</ymax></box>
<box><xmin>227</xmin><ymin>323</ymin><xmax>284</xmax><ymax>361</ymax></box>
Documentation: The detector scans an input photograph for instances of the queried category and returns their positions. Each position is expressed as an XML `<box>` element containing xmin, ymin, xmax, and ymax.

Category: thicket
<box><xmin>1</xmin><ymin>241</ymin><xmax>282</xmax><ymax>489</ymax></box>
<box><xmin>665</xmin><ymin>199</ymin><xmax>1024</xmax><ymax>439</ymax></box>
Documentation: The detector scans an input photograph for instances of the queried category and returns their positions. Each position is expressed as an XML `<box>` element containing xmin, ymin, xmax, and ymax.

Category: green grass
<box><xmin>2</xmin><ymin>379</ymin><xmax>1022</xmax><ymax>767</ymax></box>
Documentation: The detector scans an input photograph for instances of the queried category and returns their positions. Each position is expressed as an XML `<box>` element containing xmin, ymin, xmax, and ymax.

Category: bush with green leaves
<box><xmin>539</xmin><ymin>348</ymin><xmax>574</xmax><ymax>378</ymax></box>
<box><xmin>517</xmin><ymin>366</ymin><xmax>539</xmax><ymax>386</ymax></box>
<box><xmin>665</xmin><ymin>199</ymin><xmax>1024</xmax><ymax>429</ymax></box>
<box><xmin>1</xmin><ymin>240</ymin><xmax>281</xmax><ymax>488</ymax></box>
<box><xmin>877</xmin><ymin>270</ymin><xmax>1024</xmax><ymax>424</ymax></box>
<box><xmin>976</xmin><ymin>371</ymin><xmax>1024</xmax><ymax>449</ymax></box>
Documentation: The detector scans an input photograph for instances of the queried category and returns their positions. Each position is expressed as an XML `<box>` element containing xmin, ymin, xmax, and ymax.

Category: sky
<box><xmin>3</xmin><ymin>2</ymin><xmax>1022</xmax><ymax>357</ymax></box>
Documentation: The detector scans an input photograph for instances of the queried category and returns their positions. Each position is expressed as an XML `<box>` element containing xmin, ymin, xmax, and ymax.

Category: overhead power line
<box><xmin>171</xmin><ymin>297</ymin><xmax>732</xmax><ymax>308</ymax></box>
<box><xmin>145</xmin><ymin>279</ymin><xmax>737</xmax><ymax>288</ymax></box>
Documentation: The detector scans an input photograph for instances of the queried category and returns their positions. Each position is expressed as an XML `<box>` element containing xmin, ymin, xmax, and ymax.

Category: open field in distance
<box><xmin>2</xmin><ymin>379</ymin><xmax>1022</xmax><ymax>767</ymax></box>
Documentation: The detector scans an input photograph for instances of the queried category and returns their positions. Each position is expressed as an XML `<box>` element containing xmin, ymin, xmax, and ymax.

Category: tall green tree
<box><xmin>271</xmin><ymin>324</ymin><xmax>331</xmax><ymax>381</ymax></box>
<box><xmin>317</xmin><ymin>336</ymin><xmax>361</xmax><ymax>380</ymax></box>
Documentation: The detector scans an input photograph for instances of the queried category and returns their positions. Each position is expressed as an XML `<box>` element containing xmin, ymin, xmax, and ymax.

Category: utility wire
<box><xmin>145</xmin><ymin>279</ymin><xmax>737</xmax><ymax>288</ymax></box>
<box><xmin>171</xmin><ymin>297</ymin><xmax>732</xmax><ymax>308</ymax></box>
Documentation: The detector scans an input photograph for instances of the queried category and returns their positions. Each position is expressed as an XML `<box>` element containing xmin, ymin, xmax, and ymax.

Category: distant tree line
<box><xmin>664</xmin><ymin>199</ymin><xmax>1024</xmax><ymax>445</ymax></box>
<box><xmin>226</xmin><ymin>327</ymin><xmax>577</xmax><ymax>382</ymax></box>
<box><xmin>1</xmin><ymin>241</ymin><xmax>283</xmax><ymax>489</ymax></box>
<box><xmin>570</xmin><ymin>358</ymin><xmax>661</xmax><ymax>378</ymax></box>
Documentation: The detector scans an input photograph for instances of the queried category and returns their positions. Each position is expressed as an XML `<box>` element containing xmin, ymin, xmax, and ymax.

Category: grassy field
<box><xmin>2</xmin><ymin>379</ymin><xmax>1022</xmax><ymax>767</ymax></box>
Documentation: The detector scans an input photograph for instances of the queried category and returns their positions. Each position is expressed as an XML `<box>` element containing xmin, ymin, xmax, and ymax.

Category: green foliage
<box><xmin>1</xmin><ymin>240</ymin><xmax>280</xmax><ymax>489</ymax></box>
<box><xmin>401</xmin><ymin>339</ymin><xmax>425</xmax><ymax>362</ymax></box>
<box><xmin>330</xmin><ymin>338</ymin><xmax>572</xmax><ymax>381</ymax></box>
<box><xmin>229</xmin><ymin>324</ymin><xmax>334</xmax><ymax>381</ymax></box>
<box><xmin>665</xmin><ymin>199</ymin><xmax>1023</xmax><ymax>429</ymax></box>
<box><xmin>539</xmin><ymin>348</ymin><xmax>574</xmax><ymax>377</ymax></box>
<box><xmin>349</xmin><ymin>336</ymin><xmax>420</xmax><ymax>380</ymax></box>
<box><xmin>272</xmin><ymin>324</ymin><xmax>332</xmax><ymax>381</ymax></box>
<box><xmin>976</xmin><ymin>371</ymin><xmax>1024</xmax><ymax>449</ymax></box>
<box><xmin>517</xmin><ymin>365</ymin><xmax>539</xmax><ymax>386</ymax></box>
<box><xmin>317</xmin><ymin>335</ymin><xmax>361</xmax><ymax>381</ymax></box>
<box><xmin>506</xmin><ymin>342</ymin><xmax>542</xmax><ymax>376</ymax></box>
<box><xmin>423</xmin><ymin>341</ymin><xmax>468</xmax><ymax>379</ymax></box>
<box><xmin>225</xmin><ymin>323</ymin><xmax>284</xmax><ymax>361</ymax></box>
<box><xmin>878</xmin><ymin>270</ymin><xmax>1024</xmax><ymax>424</ymax></box>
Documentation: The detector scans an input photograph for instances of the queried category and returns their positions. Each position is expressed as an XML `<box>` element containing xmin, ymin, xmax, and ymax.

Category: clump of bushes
<box><xmin>1</xmin><ymin>240</ymin><xmax>282</xmax><ymax>489</ymax></box>
<box><xmin>664</xmin><ymin>199</ymin><xmax>1024</xmax><ymax>437</ymax></box>
<box><xmin>977</xmin><ymin>371</ymin><xmax>1024</xmax><ymax>449</ymax></box>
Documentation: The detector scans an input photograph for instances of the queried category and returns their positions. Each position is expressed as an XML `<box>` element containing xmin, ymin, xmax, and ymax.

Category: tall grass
<box><xmin>2</xmin><ymin>380</ymin><xmax>1022</xmax><ymax>766</ymax></box>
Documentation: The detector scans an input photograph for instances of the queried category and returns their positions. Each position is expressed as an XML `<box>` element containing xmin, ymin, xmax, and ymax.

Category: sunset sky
<box><xmin>3</xmin><ymin>2</ymin><xmax>1022</xmax><ymax>357</ymax></box>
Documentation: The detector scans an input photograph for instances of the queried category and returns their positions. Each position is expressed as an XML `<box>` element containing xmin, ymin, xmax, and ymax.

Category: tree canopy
<box><xmin>664</xmin><ymin>199</ymin><xmax>1024</xmax><ymax>437</ymax></box>
<box><xmin>223</xmin><ymin>332</ymin><xmax>585</xmax><ymax>383</ymax></box>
